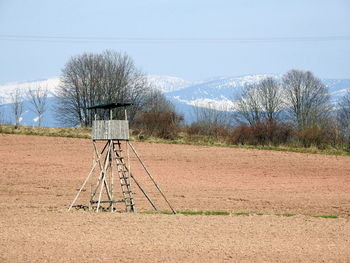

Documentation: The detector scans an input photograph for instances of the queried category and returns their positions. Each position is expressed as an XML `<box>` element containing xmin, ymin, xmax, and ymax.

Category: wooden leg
<box><xmin>128</xmin><ymin>142</ymin><xmax>176</xmax><ymax>214</ymax></box>
<box><xmin>68</xmin><ymin>157</ymin><xmax>100</xmax><ymax>211</ymax></box>
<box><xmin>96</xmin><ymin>142</ymin><xmax>112</xmax><ymax>212</ymax></box>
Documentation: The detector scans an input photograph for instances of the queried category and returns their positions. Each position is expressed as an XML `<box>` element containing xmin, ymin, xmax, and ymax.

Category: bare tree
<box><xmin>133</xmin><ymin>88</ymin><xmax>183</xmax><ymax>139</ymax></box>
<box><xmin>10</xmin><ymin>88</ymin><xmax>24</xmax><ymax>128</ymax></box>
<box><xmin>337</xmin><ymin>89</ymin><xmax>350</xmax><ymax>147</ymax></box>
<box><xmin>55</xmin><ymin>50</ymin><xmax>148</xmax><ymax>127</ymax></box>
<box><xmin>27</xmin><ymin>85</ymin><xmax>48</xmax><ymax>126</ymax></box>
<box><xmin>189</xmin><ymin>102</ymin><xmax>232</xmax><ymax>136</ymax></box>
<box><xmin>234</xmin><ymin>84</ymin><xmax>261</xmax><ymax>125</ymax></box>
<box><xmin>257</xmin><ymin>77</ymin><xmax>284</xmax><ymax>122</ymax></box>
<box><xmin>282</xmin><ymin>69</ymin><xmax>331</xmax><ymax>130</ymax></box>
<box><xmin>192</xmin><ymin>102</ymin><xmax>232</xmax><ymax>127</ymax></box>
<box><xmin>234</xmin><ymin>77</ymin><xmax>284</xmax><ymax>125</ymax></box>
<box><xmin>141</xmin><ymin>88</ymin><xmax>175</xmax><ymax>113</ymax></box>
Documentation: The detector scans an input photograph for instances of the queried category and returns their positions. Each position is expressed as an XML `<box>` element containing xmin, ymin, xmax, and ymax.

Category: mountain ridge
<box><xmin>1</xmin><ymin>74</ymin><xmax>349</xmax><ymax>126</ymax></box>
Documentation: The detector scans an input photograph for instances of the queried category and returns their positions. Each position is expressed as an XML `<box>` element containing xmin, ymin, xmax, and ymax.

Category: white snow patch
<box><xmin>147</xmin><ymin>75</ymin><xmax>191</xmax><ymax>93</ymax></box>
<box><xmin>173</xmin><ymin>96</ymin><xmax>236</xmax><ymax>111</ymax></box>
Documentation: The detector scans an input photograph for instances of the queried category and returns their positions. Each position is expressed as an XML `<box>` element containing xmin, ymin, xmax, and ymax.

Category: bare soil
<box><xmin>0</xmin><ymin>134</ymin><xmax>349</xmax><ymax>262</ymax></box>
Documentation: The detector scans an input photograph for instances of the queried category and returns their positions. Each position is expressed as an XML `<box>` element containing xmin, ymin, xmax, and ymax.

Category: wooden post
<box><xmin>110</xmin><ymin>140</ymin><xmax>114</xmax><ymax>212</ymax></box>
<box><xmin>91</xmin><ymin>141</ymin><xmax>113</xmax><ymax>201</ymax></box>
<box><xmin>96</xmin><ymin>141</ymin><xmax>112</xmax><ymax>212</ymax></box>
<box><xmin>129</xmin><ymin>171</ymin><xmax>158</xmax><ymax>211</ymax></box>
<box><xmin>128</xmin><ymin>142</ymin><xmax>176</xmax><ymax>214</ymax></box>
<box><xmin>68</xmin><ymin>155</ymin><xmax>101</xmax><ymax>211</ymax></box>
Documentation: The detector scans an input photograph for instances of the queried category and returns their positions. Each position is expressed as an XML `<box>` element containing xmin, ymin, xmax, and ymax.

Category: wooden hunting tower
<box><xmin>69</xmin><ymin>102</ymin><xmax>175</xmax><ymax>213</ymax></box>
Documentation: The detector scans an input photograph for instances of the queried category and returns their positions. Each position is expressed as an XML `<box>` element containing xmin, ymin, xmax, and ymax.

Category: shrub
<box><xmin>226</xmin><ymin>124</ymin><xmax>255</xmax><ymax>145</ymax></box>
<box><xmin>227</xmin><ymin>121</ymin><xmax>294</xmax><ymax>146</ymax></box>
<box><xmin>296</xmin><ymin>126</ymin><xmax>331</xmax><ymax>148</ymax></box>
<box><xmin>186</xmin><ymin>121</ymin><xmax>230</xmax><ymax>140</ymax></box>
<box><xmin>133</xmin><ymin>111</ymin><xmax>183</xmax><ymax>140</ymax></box>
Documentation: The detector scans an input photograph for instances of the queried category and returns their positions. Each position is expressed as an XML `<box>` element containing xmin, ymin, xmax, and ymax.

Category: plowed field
<box><xmin>0</xmin><ymin>134</ymin><xmax>349</xmax><ymax>262</ymax></box>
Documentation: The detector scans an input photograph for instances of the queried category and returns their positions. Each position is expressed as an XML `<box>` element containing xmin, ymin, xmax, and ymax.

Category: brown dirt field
<box><xmin>0</xmin><ymin>134</ymin><xmax>349</xmax><ymax>262</ymax></box>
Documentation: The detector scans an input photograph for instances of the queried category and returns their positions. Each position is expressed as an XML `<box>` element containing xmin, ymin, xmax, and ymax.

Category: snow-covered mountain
<box><xmin>164</xmin><ymin>74</ymin><xmax>276</xmax><ymax>109</ymax></box>
<box><xmin>0</xmin><ymin>77</ymin><xmax>60</xmax><ymax>104</ymax></box>
<box><xmin>164</xmin><ymin>75</ymin><xmax>350</xmax><ymax>121</ymax></box>
<box><xmin>0</xmin><ymin>77</ymin><xmax>60</xmax><ymax>126</ymax></box>
<box><xmin>323</xmin><ymin>79</ymin><xmax>350</xmax><ymax>100</ymax></box>
<box><xmin>0</xmin><ymin>75</ymin><xmax>349</xmax><ymax>126</ymax></box>
<box><xmin>147</xmin><ymin>75</ymin><xmax>191</xmax><ymax>93</ymax></box>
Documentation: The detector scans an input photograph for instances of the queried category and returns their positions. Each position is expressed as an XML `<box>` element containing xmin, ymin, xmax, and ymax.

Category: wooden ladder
<box><xmin>113</xmin><ymin>141</ymin><xmax>135</xmax><ymax>212</ymax></box>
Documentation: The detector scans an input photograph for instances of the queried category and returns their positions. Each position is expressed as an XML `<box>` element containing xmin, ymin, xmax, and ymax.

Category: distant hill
<box><xmin>164</xmin><ymin>75</ymin><xmax>350</xmax><ymax>122</ymax></box>
<box><xmin>0</xmin><ymin>75</ymin><xmax>349</xmax><ymax>126</ymax></box>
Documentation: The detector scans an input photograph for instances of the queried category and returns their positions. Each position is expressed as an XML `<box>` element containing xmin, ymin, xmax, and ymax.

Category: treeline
<box><xmin>3</xmin><ymin>50</ymin><xmax>349</xmax><ymax>151</ymax></box>
<box><xmin>185</xmin><ymin>70</ymin><xmax>350</xmax><ymax>150</ymax></box>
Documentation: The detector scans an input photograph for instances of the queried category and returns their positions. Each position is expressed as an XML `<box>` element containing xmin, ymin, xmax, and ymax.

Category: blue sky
<box><xmin>0</xmin><ymin>0</ymin><xmax>349</xmax><ymax>84</ymax></box>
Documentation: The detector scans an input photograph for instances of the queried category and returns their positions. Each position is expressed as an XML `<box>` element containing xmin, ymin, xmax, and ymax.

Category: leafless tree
<box><xmin>257</xmin><ymin>77</ymin><xmax>284</xmax><ymax>122</ymax></box>
<box><xmin>282</xmin><ymin>69</ymin><xmax>331</xmax><ymax>130</ymax></box>
<box><xmin>132</xmin><ymin>88</ymin><xmax>183</xmax><ymax>139</ymax></box>
<box><xmin>27</xmin><ymin>85</ymin><xmax>48</xmax><ymax>126</ymax></box>
<box><xmin>234</xmin><ymin>84</ymin><xmax>261</xmax><ymax>125</ymax></box>
<box><xmin>192</xmin><ymin>102</ymin><xmax>232</xmax><ymax>127</ymax></box>
<box><xmin>337</xmin><ymin>89</ymin><xmax>350</xmax><ymax>147</ymax></box>
<box><xmin>10</xmin><ymin>88</ymin><xmax>24</xmax><ymax>128</ymax></box>
<box><xmin>55</xmin><ymin>50</ymin><xmax>148</xmax><ymax>127</ymax></box>
<box><xmin>189</xmin><ymin>102</ymin><xmax>232</xmax><ymax>136</ymax></box>
<box><xmin>141</xmin><ymin>88</ymin><xmax>175</xmax><ymax>113</ymax></box>
<box><xmin>234</xmin><ymin>77</ymin><xmax>284</xmax><ymax>125</ymax></box>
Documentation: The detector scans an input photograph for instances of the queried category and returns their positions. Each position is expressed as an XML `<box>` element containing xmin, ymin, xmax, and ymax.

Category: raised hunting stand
<box><xmin>68</xmin><ymin>102</ymin><xmax>175</xmax><ymax>214</ymax></box>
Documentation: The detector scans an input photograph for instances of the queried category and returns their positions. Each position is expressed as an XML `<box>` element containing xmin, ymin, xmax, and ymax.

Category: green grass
<box><xmin>140</xmin><ymin>210</ymin><xmax>230</xmax><ymax>216</ymax></box>
<box><xmin>138</xmin><ymin>210</ymin><xmax>340</xmax><ymax>219</ymax></box>
<box><xmin>233</xmin><ymin>212</ymin><xmax>251</xmax><ymax>216</ymax></box>
<box><xmin>275</xmin><ymin>213</ymin><xmax>296</xmax><ymax>217</ymax></box>
<box><xmin>182</xmin><ymin>211</ymin><xmax>230</xmax><ymax>216</ymax></box>
<box><xmin>312</xmin><ymin>215</ymin><xmax>338</xmax><ymax>219</ymax></box>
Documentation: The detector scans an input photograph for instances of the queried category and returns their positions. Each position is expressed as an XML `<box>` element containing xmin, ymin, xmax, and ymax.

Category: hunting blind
<box><xmin>68</xmin><ymin>102</ymin><xmax>175</xmax><ymax>213</ymax></box>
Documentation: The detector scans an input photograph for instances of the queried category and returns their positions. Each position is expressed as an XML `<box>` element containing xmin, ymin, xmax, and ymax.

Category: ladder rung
<box><xmin>120</xmin><ymin>177</ymin><xmax>129</xmax><ymax>180</ymax></box>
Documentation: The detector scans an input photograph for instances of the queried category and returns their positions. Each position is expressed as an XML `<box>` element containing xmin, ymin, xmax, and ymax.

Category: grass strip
<box><xmin>138</xmin><ymin>210</ymin><xmax>339</xmax><ymax>219</ymax></box>
<box><xmin>140</xmin><ymin>210</ymin><xmax>230</xmax><ymax>216</ymax></box>
<box><xmin>0</xmin><ymin>125</ymin><xmax>91</xmax><ymax>139</ymax></box>
<box><xmin>275</xmin><ymin>213</ymin><xmax>296</xmax><ymax>217</ymax></box>
<box><xmin>1</xmin><ymin>125</ymin><xmax>350</xmax><ymax>156</ymax></box>
<box><xmin>233</xmin><ymin>212</ymin><xmax>251</xmax><ymax>216</ymax></box>
<box><xmin>312</xmin><ymin>215</ymin><xmax>338</xmax><ymax>219</ymax></box>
